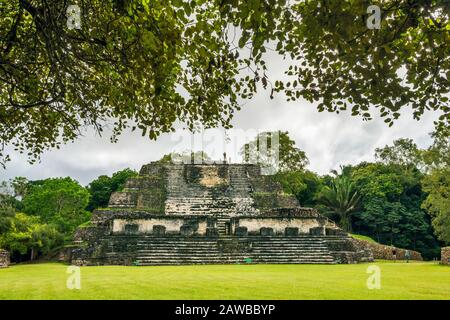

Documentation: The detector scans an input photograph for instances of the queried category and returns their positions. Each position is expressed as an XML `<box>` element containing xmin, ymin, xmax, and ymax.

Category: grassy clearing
<box><xmin>0</xmin><ymin>261</ymin><xmax>448</xmax><ymax>300</ymax></box>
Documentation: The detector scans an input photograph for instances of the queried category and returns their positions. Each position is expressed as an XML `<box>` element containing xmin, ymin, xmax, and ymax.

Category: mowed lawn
<box><xmin>0</xmin><ymin>261</ymin><xmax>448</xmax><ymax>300</ymax></box>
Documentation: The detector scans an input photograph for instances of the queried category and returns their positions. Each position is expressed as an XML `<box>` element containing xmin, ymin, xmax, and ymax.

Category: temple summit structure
<box><xmin>71</xmin><ymin>162</ymin><xmax>373</xmax><ymax>265</ymax></box>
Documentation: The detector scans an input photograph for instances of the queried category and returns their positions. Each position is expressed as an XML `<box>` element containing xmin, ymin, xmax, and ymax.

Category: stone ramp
<box><xmin>130</xmin><ymin>236</ymin><xmax>336</xmax><ymax>265</ymax></box>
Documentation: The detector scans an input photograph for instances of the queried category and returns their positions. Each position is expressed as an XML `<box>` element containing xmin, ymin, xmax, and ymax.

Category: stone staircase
<box><xmin>216</xmin><ymin>217</ymin><xmax>231</xmax><ymax>235</ymax></box>
<box><xmin>249</xmin><ymin>237</ymin><xmax>335</xmax><ymax>264</ymax></box>
<box><xmin>228</xmin><ymin>165</ymin><xmax>253</xmax><ymax>193</ymax></box>
<box><xmin>164</xmin><ymin>164</ymin><xmax>259</xmax><ymax>215</ymax></box>
<box><xmin>96</xmin><ymin>233</ymin><xmax>371</xmax><ymax>266</ymax></box>
<box><xmin>135</xmin><ymin>238</ymin><xmax>229</xmax><ymax>265</ymax></box>
<box><xmin>120</xmin><ymin>236</ymin><xmax>337</xmax><ymax>265</ymax></box>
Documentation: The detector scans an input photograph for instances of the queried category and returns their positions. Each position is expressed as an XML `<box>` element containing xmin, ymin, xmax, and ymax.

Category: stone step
<box><xmin>108</xmin><ymin>236</ymin><xmax>349</xmax><ymax>243</ymax></box>
<box><xmin>135</xmin><ymin>255</ymin><xmax>334</xmax><ymax>260</ymax></box>
<box><xmin>135</xmin><ymin>256</ymin><xmax>335</xmax><ymax>262</ymax></box>
<box><xmin>134</xmin><ymin>241</ymin><xmax>220</xmax><ymax>245</ymax></box>
<box><xmin>135</xmin><ymin>260</ymin><xmax>335</xmax><ymax>264</ymax></box>
<box><xmin>250</xmin><ymin>241</ymin><xmax>330</xmax><ymax>245</ymax></box>
<box><xmin>135</xmin><ymin>251</ymin><xmax>331</xmax><ymax>256</ymax></box>
<box><xmin>135</xmin><ymin>250</ymin><xmax>331</xmax><ymax>256</ymax></box>
<box><xmin>129</xmin><ymin>240</ymin><xmax>333</xmax><ymax>245</ymax></box>
<box><xmin>135</xmin><ymin>254</ymin><xmax>248</xmax><ymax>258</ymax></box>
<box><xmin>135</xmin><ymin>240</ymin><xmax>218</xmax><ymax>244</ymax></box>
<box><xmin>252</xmin><ymin>241</ymin><xmax>328</xmax><ymax>244</ymax></box>
<box><xmin>165</xmin><ymin>204</ymin><xmax>251</xmax><ymax>208</ymax></box>
<box><xmin>249</xmin><ymin>240</ymin><xmax>326</xmax><ymax>247</ymax></box>
<box><xmin>252</xmin><ymin>248</ymin><xmax>329</xmax><ymax>251</ymax></box>
<box><xmin>165</xmin><ymin>200</ymin><xmax>235</xmax><ymax>204</ymax></box>
<box><xmin>130</xmin><ymin>246</ymin><xmax>333</xmax><ymax>251</ymax></box>
<box><xmin>136</xmin><ymin>245</ymin><xmax>218</xmax><ymax>249</ymax></box>
<box><xmin>134</xmin><ymin>245</ymin><xmax>330</xmax><ymax>250</ymax></box>
<box><xmin>254</xmin><ymin>246</ymin><xmax>329</xmax><ymax>249</ymax></box>
<box><xmin>134</xmin><ymin>244</ymin><xmax>332</xmax><ymax>250</ymax></box>
<box><xmin>167</xmin><ymin>193</ymin><xmax>254</xmax><ymax>197</ymax></box>
<box><xmin>109</xmin><ymin>236</ymin><xmax>341</xmax><ymax>241</ymax></box>
<box><xmin>165</xmin><ymin>206</ymin><xmax>234</xmax><ymax>210</ymax></box>
<box><xmin>135</xmin><ymin>247</ymin><xmax>330</xmax><ymax>252</ymax></box>
<box><xmin>166</xmin><ymin>202</ymin><xmax>235</xmax><ymax>206</ymax></box>
<box><xmin>135</xmin><ymin>249</ymin><xmax>331</xmax><ymax>254</ymax></box>
<box><xmin>135</xmin><ymin>260</ymin><xmax>335</xmax><ymax>265</ymax></box>
<box><xmin>249</xmin><ymin>258</ymin><xmax>335</xmax><ymax>262</ymax></box>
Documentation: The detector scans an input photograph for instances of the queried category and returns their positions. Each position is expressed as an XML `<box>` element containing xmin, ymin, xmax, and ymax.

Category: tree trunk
<box><xmin>340</xmin><ymin>214</ymin><xmax>352</xmax><ymax>233</ymax></box>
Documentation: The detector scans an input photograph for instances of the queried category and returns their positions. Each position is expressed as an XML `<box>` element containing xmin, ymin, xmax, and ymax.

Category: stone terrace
<box><xmin>71</xmin><ymin>162</ymin><xmax>373</xmax><ymax>265</ymax></box>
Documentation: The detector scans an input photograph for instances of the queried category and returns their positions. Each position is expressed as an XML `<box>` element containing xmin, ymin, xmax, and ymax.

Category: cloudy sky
<box><xmin>0</xmin><ymin>100</ymin><xmax>438</xmax><ymax>186</ymax></box>
<box><xmin>0</xmin><ymin>53</ymin><xmax>439</xmax><ymax>186</ymax></box>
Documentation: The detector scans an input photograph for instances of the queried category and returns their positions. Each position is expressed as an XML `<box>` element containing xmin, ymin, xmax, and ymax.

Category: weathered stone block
<box><xmin>73</xmin><ymin>225</ymin><xmax>106</xmax><ymax>242</ymax></box>
<box><xmin>109</xmin><ymin>191</ymin><xmax>138</xmax><ymax>207</ymax></box>
<box><xmin>235</xmin><ymin>226</ymin><xmax>248</xmax><ymax>237</ymax></box>
<box><xmin>206</xmin><ymin>227</ymin><xmax>219</xmax><ymax>237</ymax></box>
<box><xmin>136</xmin><ymin>189</ymin><xmax>166</xmax><ymax>212</ymax></box>
<box><xmin>0</xmin><ymin>250</ymin><xmax>10</xmax><ymax>268</ymax></box>
<box><xmin>153</xmin><ymin>225</ymin><xmax>166</xmax><ymax>236</ymax></box>
<box><xmin>351</xmin><ymin>238</ymin><xmax>422</xmax><ymax>261</ymax></box>
<box><xmin>260</xmin><ymin>227</ymin><xmax>274</xmax><ymax>236</ymax></box>
<box><xmin>139</xmin><ymin>163</ymin><xmax>165</xmax><ymax>176</ymax></box>
<box><xmin>252</xmin><ymin>192</ymin><xmax>298</xmax><ymax>210</ymax></box>
<box><xmin>325</xmin><ymin>227</ymin><xmax>347</xmax><ymax>236</ymax></box>
<box><xmin>441</xmin><ymin>247</ymin><xmax>450</xmax><ymax>266</ymax></box>
<box><xmin>285</xmin><ymin>227</ymin><xmax>299</xmax><ymax>237</ymax></box>
<box><xmin>309</xmin><ymin>226</ymin><xmax>325</xmax><ymax>236</ymax></box>
<box><xmin>180</xmin><ymin>225</ymin><xmax>194</xmax><ymax>236</ymax></box>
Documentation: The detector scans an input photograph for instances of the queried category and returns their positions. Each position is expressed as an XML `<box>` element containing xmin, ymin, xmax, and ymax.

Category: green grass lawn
<box><xmin>0</xmin><ymin>261</ymin><xmax>448</xmax><ymax>300</ymax></box>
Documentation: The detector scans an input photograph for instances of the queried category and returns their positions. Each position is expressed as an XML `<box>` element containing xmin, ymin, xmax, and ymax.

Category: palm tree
<box><xmin>318</xmin><ymin>175</ymin><xmax>360</xmax><ymax>232</ymax></box>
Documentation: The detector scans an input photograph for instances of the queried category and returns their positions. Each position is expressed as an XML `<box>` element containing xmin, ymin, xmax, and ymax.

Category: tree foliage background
<box><xmin>1</xmin><ymin>0</ymin><xmax>448</xmax><ymax>166</ymax></box>
<box><xmin>22</xmin><ymin>177</ymin><xmax>91</xmax><ymax>234</ymax></box>
<box><xmin>268</xmin><ymin>131</ymin><xmax>446</xmax><ymax>259</ymax></box>
<box><xmin>0</xmin><ymin>189</ymin><xmax>63</xmax><ymax>261</ymax></box>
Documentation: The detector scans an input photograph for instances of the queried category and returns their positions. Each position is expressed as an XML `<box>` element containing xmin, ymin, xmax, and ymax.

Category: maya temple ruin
<box><xmin>71</xmin><ymin>161</ymin><xmax>374</xmax><ymax>265</ymax></box>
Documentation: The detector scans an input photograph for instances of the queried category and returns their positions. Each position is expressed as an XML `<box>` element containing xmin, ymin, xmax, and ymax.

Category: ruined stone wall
<box><xmin>249</xmin><ymin>175</ymin><xmax>283</xmax><ymax>193</ymax></box>
<box><xmin>113</xmin><ymin>218</ymin><xmax>183</xmax><ymax>233</ymax></box>
<box><xmin>112</xmin><ymin>218</ymin><xmax>208</xmax><ymax>235</ymax></box>
<box><xmin>238</xmin><ymin>218</ymin><xmax>321</xmax><ymax>234</ymax></box>
<box><xmin>108</xmin><ymin>166</ymin><xmax>167</xmax><ymax>212</ymax></box>
<box><xmin>91</xmin><ymin>209</ymin><xmax>164</xmax><ymax>225</ymax></box>
<box><xmin>352</xmin><ymin>238</ymin><xmax>423</xmax><ymax>261</ymax></box>
<box><xmin>441</xmin><ymin>247</ymin><xmax>450</xmax><ymax>265</ymax></box>
<box><xmin>0</xmin><ymin>250</ymin><xmax>10</xmax><ymax>268</ymax></box>
<box><xmin>248</xmin><ymin>175</ymin><xmax>299</xmax><ymax>211</ymax></box>
<box><xmin>251</xmin><ymin>192</ymin><xmax>299</xmax><ymax>210</ymax></box>
<box><xmin>73</xmin><ymin>225</ymin><xmax>102</xmax><ymax>242</ymax></box>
